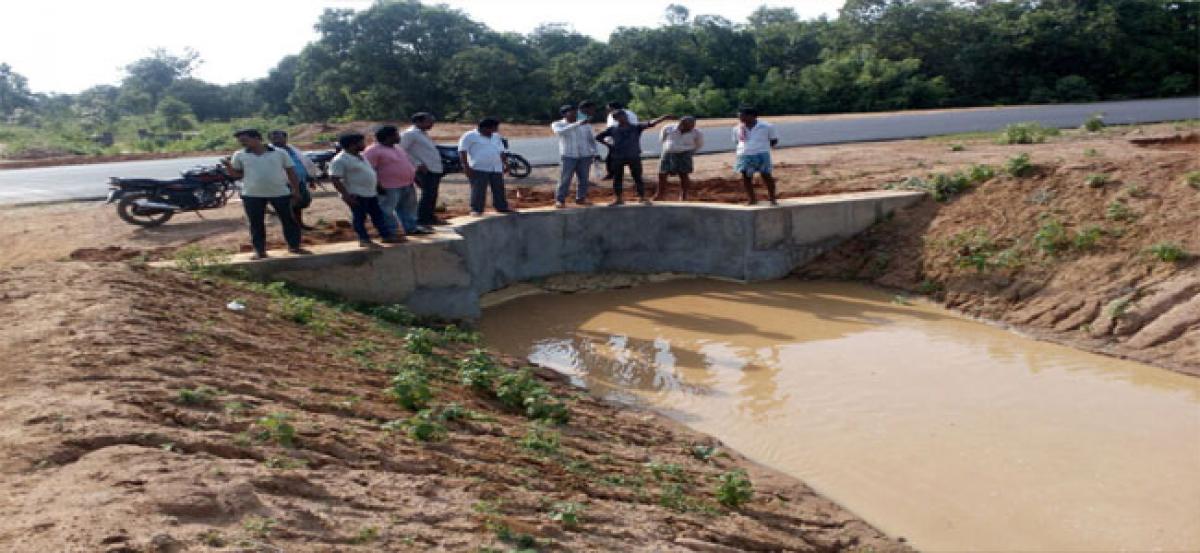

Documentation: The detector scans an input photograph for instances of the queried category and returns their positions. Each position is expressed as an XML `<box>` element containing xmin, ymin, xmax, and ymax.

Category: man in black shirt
<box><xmin>595</xmin><ymin>111</ymin><xmax>673</xmax><ymax>205</ymax></box>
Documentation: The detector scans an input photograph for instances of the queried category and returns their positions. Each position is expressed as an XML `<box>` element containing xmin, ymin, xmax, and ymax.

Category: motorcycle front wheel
<box><xmin>116</xmin><ymin>193</ymin><xmax>174</xmax><ymax>227</ymax></box>
<box><xmin>507</xmin><ymin>155</ymin><xmax>532</xmax><ymax>179</ymax></box>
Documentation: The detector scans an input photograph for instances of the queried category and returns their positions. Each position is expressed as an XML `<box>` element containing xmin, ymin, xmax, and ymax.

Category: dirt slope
<box><xmin>798</xmin><ymin>134</ymin><xmax>1200</xmax><ymax>375</ymax></box>
<box><xmin>0</xmin><ymin>262</ymin><xmax>904</xmax><ymax>552</ymax></box>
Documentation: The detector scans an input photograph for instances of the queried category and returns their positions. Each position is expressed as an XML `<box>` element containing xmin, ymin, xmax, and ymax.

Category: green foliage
<box><xmin>255</xmin><ymin>413</ymin><xmax>297</xmax><ymax>447</ymax></box>
<box><xmin>519</xmin><ymin>424</ymin><xmax>561</xmax><ymax>454</ymax></box>
<box><xmin>949</xmin><ymin>143</ymin><xmax>965</xmax><ymax>152</ymax></box>
<box><xmin>951</xmin><ymin>228</ymin><xmax>1001</xmax><ymax>271</ymax></box>
<box><xmin>384</xmin><ymin>410</ymin><xmax>449</xmax><ymax>442</ymax></box>
<box><xmin>495</xmin><ymin>369</ymin><xmax>571</xmax><ymax>424</ymax></box>
<box><xmin>548</xmin><ymin>501</ymin><xmax>584</xmax><ymax>528</ymax></box>
<box><xmin>1185</xmin><ymin>171</ymin><xmax>1200</xmax><ymax>191</ymax></box>
<box><xmin>404</xmin><ymin>328</ymin><xmax>441</xmax><ymax>355</ymax></box>
<box><xmin>1000</xmin><ymin>122</ymin><xmax>1059</xmax><ymax>145</ymax></box>
<box><xmin>1084</xmin><ymin>173</ymin><xmax>1110</xmax><ymax>188</ymax></box>
<box><xmin>368</xmin><ymin>304</ymin><xmax>416</xmax><ymax>326</ymax></box>
<box><xmin>645</xmin><ymin>461</ymin><xmax>688</xmax><ymax>482</ymax></box>
<box><xmin>242</xmin><ymin>515</ymin><xmax>276</xmax><ymax>538</ymax></box>
<box><xmin>1072</xmin><ymin>226</ymin><xmax>1105</xmax><ymax>251</ymax></box>
<box><xmin>389</xmin><ymin>368</ymin><xmax>432</xmax><ymax>411</ymax></box>
<box><xmin>173</xmin><ymin>245</ymin><xmax>231</xmax><ymax>274</ymax></box>
<box><xmin>439</xmin><ymin>325</ymin><xmax>481</xmax><ymax>345</ymax></box>
<box><xmin>715</xmin><ymin>469</ymin><xmax>754</xmax><ymax>508</ymax></box>
<box><xmin>1005</xmin><ymin>153</ymin><xmax>1034</xmax><ymax>177</ymax></box>
<box><xmin>458</xmin><ymin>349</ymin><xmax>501</xmax><ymax>392</ymax></box>
<box><xmin>690</xmin><ymin>444</ymin><xmax>720</xmax><ymax>461</ymax></box>
<box><xmin>1105</xmin><ymin>200</ymin><xmax>1137</xmax><ymax>222</ymax></box>
<box><xmin>177</xmin><ymin>385</ymin><xmax>219</xmax><ymax>406</ymax></box>
<box><xmin>1033</xmin><ymin>218</ymin><xmax>1071</xmax><ymax>256</ymax></box>
<box><xmin>1083</xmin><ymin>113</ymin><xmax>1105</xmax><ymax>132</ymax></box>
<box><xmin>1146</xmin><ymin>242</ymin><xmax>1187</xmax><ymax>263</ymax></box>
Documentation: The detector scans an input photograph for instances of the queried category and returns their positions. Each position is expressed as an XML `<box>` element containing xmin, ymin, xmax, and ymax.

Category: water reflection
<box><xmin>482</xmin><ymin>279</ymin><xmax>1200</xmax><ymax>551</ymax></box>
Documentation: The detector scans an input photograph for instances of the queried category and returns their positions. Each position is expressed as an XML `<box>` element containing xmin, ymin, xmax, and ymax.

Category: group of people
<box><xmin>223</xmin><ymin>104</ymin><xmax>779</xmax><ymax>258</ymax></box>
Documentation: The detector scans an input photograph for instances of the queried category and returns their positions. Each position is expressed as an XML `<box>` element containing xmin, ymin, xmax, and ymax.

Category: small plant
<box><xmin>1005</xmin><ymin>153</ymin><xmax>1034</xmax><ymax>177</ymax></box>
<box><xmin>404</xmin><ymin>328</ymin><xmax>441</xmax><ymax>355</ymax></box>
<box><xmin>645</xmin><ymin>461</ymin><xmax>687</xmax><ymax>482</ymax></box>
<box><xmin>255</xmin><ymin>412</ymin><xmax>297</xmax><ymax>447</ymax></box>
<box><xmin>548</xmin><ymin>501</ymin><xmax>584</xmax><ymax>528</ymax></box>
<box><xmin>1084</xmin><ymin>173</ymin><xmax>1110</xmax><ymax>188</ymax></box>
<box><xmin>440</xmin><ymin>325</ymin><xmax>481</xmax><ymax>344</ymax></box>
<box><xmin>263</xmin><ymin>455</ymin><xmax>309</xmax><ymax>470</ymax></box>
<box><xmin>658</xmin><ymin>482</ymin><xmax>691</xmax><ymax>512</ymax></box>
<box><xmin>389</xmin><ymin>368</ymin><xmax>432</xmax><ymax>410</ymax></box>
<box><xmin>242</xmin><ymin>515</ymin><xmax>276</xmax><ymax>538</ymax></box>
<box><xmin>967</xmin><ymin>163</ymin><xmax>995</xmax><ymax>183</ymax></box>
<box><xmin>277</xmin><ymin>295</ymin><xmax>321</xmax><ymax>326</ymax></box>
<box><xmin>1072</xmin><ymin>225</ymin><xmax>1104</xmax><ymax>251</ymax></box>
<box><xmin>436</xmin><ymin>402</ymin><xmax>467</xmax><ymax>422</ymax></box>
<box><xmin>999</xmin><ymin>122</ymin><xmax>1059</xmax><ymax>144</ymax></box>
<box><xmin>458</xmin><ymin>349</ymin><xmax>500</xmax><ymax>392</ymax></box>
<box><xmin>394</xmin><ymin>410</ymin><xmax>448</xmax><ymax>442</ymax></box>
<box><xmin>715</xmin><ymin>469</ymin><xmax>754</xmax><ymax>508</ymax></box>
<box><xmin>177</xmin><ymin>385</ymin><xmax>218</xmax><ymax>405</ymax></box>
<box><xmin>352</xmin><ymin>526</ymin><xmax>379</xmax><ymax>544</ymax></box>
<box><xmin>1082</xmin><ymin>113</ymin><xmax>1105</xmax><ymax>132</ymax></box>
<box><xmin>1106</xmin><ymin>297</ymin><xmax>1132</xmax><ymax>319</ymax></box>
<box><xmin>1105</xmin><ymin>200</ymin><xmax>1136</xmax><ymax>222</ymax></box>
<box><xmin>369</xmin><ymin>303</ymin><xmax>416</xmax><ymax>325</ymax></box>
<box><xmin>951</xmin><ymin>228</ymin><xmax>1001</xmax><ymax>272</ymax></box>
<box><xmin>519</xmin><ymin>424</ymin><xmax>561</xmax><ymax>455</ymax></box>
<box><xmin>173</xmin><ymin>245</ymin><xmax>231</xmax><ymax>274</ymax></box>
<box><xmin>1123</xmin><ymin>183</ymin><xmax>1147</xmax><ymax>198</ymax></box>
<box><xmin>1033</xmin><ymin>218</ymin><xmax>1070</xmax><ymax>256</ymax></box>
<box><xmin>1185</xmin><ymin>171</ymin><xmax>1200</xmax><ymax>191</ymax></box>
<box><xmin>197</xmin><ymin>529</ymin><xmax>225</xmax><ymax>547</ymax></box>
<box><xmin>949</xmin><ymin>143</ymin><xmax>965</xmax><ymax>152</ymax></box>
<box><xmin>1083</xmin><ymin>148</ymin><xmax>1100</xmax><ymax>157</ymax></box>
<box><xmin>1146</xmin><ymin>242</ymin><xmax>1188</xmax><ymax>263</ymax></box>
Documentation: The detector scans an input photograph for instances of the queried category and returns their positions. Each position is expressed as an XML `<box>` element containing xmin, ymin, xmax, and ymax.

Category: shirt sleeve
<box><xmin>731</xmin><ymin>126</ymin><xmax>740</xmax><ymax>144</ymax></box>
<box><xmin>230</xmin><ymin>152</ymin><xmax>244</xmax><ymax>171</ymax></box>
<box><xmin>362</xmin><ymin>148</ymin><xmax>379</xmax><ymax>169</ymax></box>
<box><xmin>279</xmin><ymin>151</ymin><xmax>294</xmax><ymax>169</ymax></box>
<box><xmin>768</xmin><ymin>124</ymin><xmax>778</xmax><ymax>141</ymax></box>
<box><xmin>694</xmin><ymin>130</ymin><xmax>705</xmax><ymax>151</ymax></box>
<box><xmin>329</xmin><ymin>157</ymin><xmax>346</xmax><ymax>178</ymax></box>
<box><xmin>595</xmin><ymin>128</ymin><xmax>612</xmax><ymax>142</ymax></box>
<box><xmin>457</xmin><ymin>133</ymin><xmax>471</xmax><ymax>152</ymax></box>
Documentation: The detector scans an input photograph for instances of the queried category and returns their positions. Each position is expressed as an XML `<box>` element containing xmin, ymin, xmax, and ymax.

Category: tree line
<box><xmin>1</xmin><ymin>0</ymin><xmax>1196</xmax><ymax>134</ymax></box>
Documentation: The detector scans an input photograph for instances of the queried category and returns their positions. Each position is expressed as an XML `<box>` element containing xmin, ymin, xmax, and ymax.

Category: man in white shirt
<box><xmin>400</xmin><ymin>112</ymin><xmax>447</xmax><ymax>226</ymax></box>
<box><xmin>601</xmin><ymin>101</ymin><xmax>639</xmax><ymax>180</ymax></box>
<box><xmin>221</xmin><ymin>128</ymin><xmax>305</xmax><ymax>259</ymax></box>
<box><xmin>457</xmin><ymin>118</ymin><xmax>515</xmax><ymax>216</ymax></box>
<box><xmin>329</xmin><ymin>132</ymin><xmax>400</xmax><ymax>248</ymax></box>
<box><xmin>656</xmin><ymin>116</ymin><xmax>704</xmax><ymax>201</ymax></box>
<box><xmin>551</xmin><ymin>104</ymin><xmax>598</xmax><ymax>208</ymax></box>
<box><xmin>732</xmin><ymin>106</ymin><xmax>780</xmax><ymax>205</ymax></box>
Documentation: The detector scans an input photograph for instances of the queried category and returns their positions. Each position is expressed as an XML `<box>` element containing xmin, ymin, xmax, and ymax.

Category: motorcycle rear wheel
<box><xmin>507</xmin><ymin>155</ymin><xmax>532</xmax><ymax>179</ymax></box>
<box><xmin>116</xmin><ymin>193</ymin><xmax>174</xmax><ymax>227</ymax></box>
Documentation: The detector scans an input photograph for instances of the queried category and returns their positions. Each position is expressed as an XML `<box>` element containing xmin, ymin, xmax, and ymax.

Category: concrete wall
<box><xmin>231</xmin><ymin>191</ymin><xmax>924</xmax><ymax>319</ymax></box>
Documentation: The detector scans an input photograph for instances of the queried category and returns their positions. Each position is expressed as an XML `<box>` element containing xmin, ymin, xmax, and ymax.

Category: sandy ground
<box><xmin>0</xmin><ymin>262</ymin><xmax>905</xmax><ymax>552</ymax></box>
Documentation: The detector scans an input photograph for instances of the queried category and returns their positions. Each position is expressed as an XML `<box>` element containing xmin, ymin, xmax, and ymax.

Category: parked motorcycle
<box><xmin>438</xmin><ymin>138</ymin><xmax>532</xmax><ymax>178</ymax></box>
<box><xmin>304</xmin><ymin>142</ymin><xmax>340</xmax><ymax>181</ymax></box>
<box><xmin>107</xmin><ymin>164</ymin><xmax>239</xmax><ymax>227</ymax></box>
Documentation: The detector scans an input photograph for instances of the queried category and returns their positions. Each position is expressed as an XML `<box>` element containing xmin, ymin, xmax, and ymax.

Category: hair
<box><xmin>374</xmin><ymin>124</ymin><xmax>399</xmax><ymax>142</ymax></box>
<box><xmin>737</xmin><ymin>105</ymin><xmax>759</xmax><ymax>117</ymax></box>
<box><xmin>410</xmin><ymin>112</ymin><xmax>433</xmax><ymax>124</ymax></box>
<box><xmin>578</xmin><ymin>100</ymin><xmax>596</xmax><ymax>110</ymax></box>
<box><xmin>233</xmin><ymin>128</ymin><xmax>262</xmax><ymax>140</ymax></box>
<box><xmin>606</xmin><ymin>101</ymin><xmax>624</xmax><ymax>110</ymax></box>
<box><xmin>337</xmin><ymin>132</ymin><xmax>366</xmax><ymax>149</ymax></box>
<box><xmin>559</xmin><ymin>104</ymin><xmax>576</xmax><ymax>115</ymax></box>
<box><xmin>267</xmin><ymin>129</ymin><xmax>287</xmax><ymax>138</ymax></box>
<box><xmin>478</xmin><ymin>117</ymin><xmax>500</xmax><ymax>130</ymax></box>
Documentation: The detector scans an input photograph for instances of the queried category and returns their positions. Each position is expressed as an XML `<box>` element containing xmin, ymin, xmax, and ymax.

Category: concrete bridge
<box><xmin>230</xmin><ymin>190</ymin><xmax>926</xmax><ymax>319</ymax></box>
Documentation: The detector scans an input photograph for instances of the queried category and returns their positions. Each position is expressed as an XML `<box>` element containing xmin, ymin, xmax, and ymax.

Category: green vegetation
<box><xmin>254</xmin><ymin>412</ymin><xmax>297</xmax><ymax>447</ymax></box>
<box><xmin>951</xmin><ymin>228</ymin><xmax>1003</xmax><ymax>271</ymax></box>
<box><xmin>1033</xmin><ymin>218</ymin><xmax>1071</xmax><ymax>255</ymax></box>
<box><xmin>404</xmin><ymin>328</ymin><xmax>441</xmax><ymax>355</ymax></box>
<box><xmin>388</xmin><ymin>367</ymin><xmax>432</xmax><ymax>411</ymax></box>
<box><xmin>548</xmin><ymin>501</ymin><xmax>584</xmax><ymax>528</ymax></box>
<box><xmin>1072</xmin><ymin>225</ymin><xmax>1105</xmax><ymax>251</ymax></box>
<box><xmin>714</xmin><ymin>469</ymin><xmax>754</xmax><ymax>508</ymax></box>
<box><xmin>1105</xmin><ymin>200</ymin><xmax>1137</xmax><ymax>222</ymax></box>
<box><xmin>519</xmin><ymin>423</ymin><xmax>561</xmax><ymax>455</ymax></box>
<box><xmin>241</xmin><ymin>516</ymin><xmax>276</xmax><ymax>538</ymax></box>
<box><xmin>1083</xmin><ymin>113</ymin><xmax>1106</xmax><ymax>132</ymax></box>
<box><xmin>458</xmin><ymin>349</ymin><xmax>501</xmax><ymax>392</ymax></box>
<box><xmin>1004</xmin><ymin>153</ymin><xmax>1035</xmax><ymax>177</ymax></box>
<box><xmin>177</xmin><ymin>385</ymin><xmax>219</xmax><ymax>406</ymax></box>
<box><xmin>1000</xmin><ymin>122</ymin><xmax>1060</xmax><ymax>144</ymax></box>
<box><xmin>1084</xmin><ymin>173</ymin><xmax>1110</xmax><ymax>188</ymax></box>
<box><xmin>1185</xmin><ymin>171</ymin><xmax>1200</xmax><ymax>191</ymax></box>
<box><xmin>949</xmin><ymin>143</ymin><xmax>965</xmax><ymax>152</ymax></box>
<box><xmin>383</xmin><ymin>410</ymin><xmax>449</xmax><ymax>442</ymax></box>
<box><xmin>892</xmin><ymin>164</ymin><xmax>995</xmax><ymax>202</ymax></box>
<box><xmin>1147</xmin><ymin>242</ymin><xmax>1188</xmax><ymax>263</ymax></box>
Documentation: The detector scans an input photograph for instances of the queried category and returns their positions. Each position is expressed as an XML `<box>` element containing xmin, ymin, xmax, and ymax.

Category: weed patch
<box><xmin>999</xmin><ymin>122</ymin><xmax>1059</xmax><ymax>144</ymax></box>
<box><xmin>1005</xmin><ymin>153</ymin><xmax>1034</xmax><ymax>177</ymax></box>
<box><xmin>715</xmin><ymin>469</ymin><xmax>754</xmax><ymax>508</ymax></box>
<box><xmin>1147</xmin><ymin>242</ymin><xmax>1188</xmax><ymax>263</ymax></box>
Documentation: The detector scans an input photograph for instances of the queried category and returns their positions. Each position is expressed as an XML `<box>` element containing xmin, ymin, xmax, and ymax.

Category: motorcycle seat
<box><xmin>112</xmin><ymin>178</ymin><xmax>188</xmax><ymax>187</ymax></box>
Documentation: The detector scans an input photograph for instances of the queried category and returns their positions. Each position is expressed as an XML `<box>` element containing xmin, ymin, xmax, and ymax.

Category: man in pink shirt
<box><xmin>364</xmin><ymin>125</ymin><xmax>432</xmax><ymax>235</ymax></box>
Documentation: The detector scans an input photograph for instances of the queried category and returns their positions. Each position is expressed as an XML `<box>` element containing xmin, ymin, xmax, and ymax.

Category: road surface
<box><xmin>1</xmin><ymin>97</ymin><xmax>1196</xmax><ymax>205</ymax></box>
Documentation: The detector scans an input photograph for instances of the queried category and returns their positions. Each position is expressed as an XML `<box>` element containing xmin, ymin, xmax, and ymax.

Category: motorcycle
<box><xmin>304</xmin><ymin>142</ymin><xmax>340</xmax><ymax>181</ymax></box>
<box><xmin>107</xmin><ymin>164</ymin><xmax>240</xmax><ymax>227</ymax></box>
<box><xmin>438</xmin><ymin>137</ymin><xmax>532</xmax><ymax>178</ymax></box>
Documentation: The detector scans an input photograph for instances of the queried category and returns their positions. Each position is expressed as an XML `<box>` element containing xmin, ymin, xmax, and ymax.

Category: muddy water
<box><xmin>480</xmin><ymin>279</ymin><xmax>1200</xmax><ymax>552</ymax></box>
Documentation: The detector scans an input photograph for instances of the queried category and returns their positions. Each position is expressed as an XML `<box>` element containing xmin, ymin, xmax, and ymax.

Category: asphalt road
<box><xmin>1</xmin><ymin>96</ymin><xmax>1196</xmax><ymax>205</ymax></box>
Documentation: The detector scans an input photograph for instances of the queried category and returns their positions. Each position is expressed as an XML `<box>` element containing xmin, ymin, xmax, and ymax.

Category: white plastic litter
<box><xmin>226</xmin><ymin>300</ymin><xmax>246</xmax><ymax>311</ymax></box>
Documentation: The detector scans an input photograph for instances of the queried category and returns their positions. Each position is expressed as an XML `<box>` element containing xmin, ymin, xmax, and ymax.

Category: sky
<box><xmin>2</xmin><ymin>0</ymin><xmax>844</xmax><ymax>95</ymax></box>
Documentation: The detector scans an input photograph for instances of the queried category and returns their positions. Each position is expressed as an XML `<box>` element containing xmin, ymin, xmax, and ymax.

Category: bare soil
<box><xmin>0</xmin><ymin>262</ymin><xmax>903</xmax><ymax>552</ymax></box>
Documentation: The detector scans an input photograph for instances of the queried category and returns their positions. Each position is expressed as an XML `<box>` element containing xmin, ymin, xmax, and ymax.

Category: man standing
<box><xmin>366</xmin><ymin>125</ymin><xmax>431</xmax><ymax>236</ymax></box>
<box><xmin>551</xmin><ymin>104</ymin><xmax>597</xmax><ymax>208</ymax></box>
<box><xmin>732</xmin><ymin>106</ymin><xmax>779</xmax><ymax>205</ymax></box>
<box><xmin>400</xmin><ymin>112</ymin><xmax>446</xmax><ymax>226</ymax></box>
<box><xmin>656</xmin><ymin>116</ymin><xmax>704</xmax><ymax>201</ymax></box>
<box><xmin>329</xmin><ymin>132</ymin><xmax>399</xmax><ymax>248</ymax></box>
<box><xmin>222</xmin><ymin>128</ymin><xmax>306</xmax><ymax>259</ymax></box>
<box><xmin>268</xmin><ymin>130</ymin><xmax>319</xmax><ymax>230</ymax></box>
<box><xmin>458</xmin><ymin>118</ymin><xmax>515</xmax><ymax>216</ymax></box>
<box><xmin>594</xmin><ymin>111</ymin><xmax>672</xmax><ymax>206</ymax></box>
<box><xmin>601</xmin><ymin>101</ymin><xmax>639</xmax><ymax>180</ymax></box>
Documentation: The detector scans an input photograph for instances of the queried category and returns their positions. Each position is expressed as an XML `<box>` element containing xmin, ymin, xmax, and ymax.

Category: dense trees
<box><xmin>2</xmin><ymin>0</ymin><xmax>1197</xmax><ymax>132</ymax></box>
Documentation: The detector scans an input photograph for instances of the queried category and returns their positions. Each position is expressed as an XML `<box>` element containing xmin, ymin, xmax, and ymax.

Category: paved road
<box><xmin>1</xmin><ymin>97</ymin><xmax>1195</xmax><ymax>205</ymax></box>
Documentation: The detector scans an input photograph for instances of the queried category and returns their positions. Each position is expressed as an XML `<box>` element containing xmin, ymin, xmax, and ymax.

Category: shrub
<box><xmin>368</xmin><ymin>304</ymin><xmax>415</xmax><ymax>326</ymax></box>
<box><xmin>967</xmin><ymin>164</ymin><xmax>996</xmax><ymax>183</ymax></box>
<box><xmin>1147</xmin><ymin>242</ymin><xmax>1188</xmax><ymax>263</ymax></box>
<box><xmin>255</xmin><ymin>413</ymin><xmax>296</xmax><ymax>447</ymax></box>
<box><xmin>951</xmin><ymin>228</ymin><xmax>1001</xmax><ymax>271</ymax></box>
<box><xmin>458</xmin><ymin>349</ymin><xmax>500</xmax><ymax>392</ymax></box>
<box><xmin>1105</xmin><ymin>200</ymin><xmax>1136</xmax><ymax>222</ymax></box>
<box><xmin>1000</xmin><ymin>122</ymin><xmax>1059</xmax><ymax>145</ymax></box>
<box><xmin>1082</xmin><ymin>113</ymin><xmax>1105</xmax><ymax>132</ymax></box>
<box><xmin>1034</xmin><ymin>219</ymin><xmax>1071</xmax><ymax>255</ymax></box>
<box><xmin>1005</xmin><ymin>153</ymin><xmax>1034</xmax><ymax>177</ymax></box>
<box><xmin>403</xmin><ymin>410</ymin><xmax>448</xmax><ymax>442</ymax></box>
<box><xmin>548</xmin><ymin>502</ymin><xmax>584</xmax><ymax>528</ymax></box>
<box><xmin>389</xmin><ymin>368</ymin><xmax>432</xmax><ymax>410</ymax></box>
<box><xmin>1084</xmin><ymin>174</ymin><xmax>1109</xmax><ymax>188</ymax></box>
<box><xmin>1072</xmin><ymin>226</ymin><xmax>1104</xmax><ymax>250</ymax></box>
<box><xmin>404</xmin><ymin>328</ymin><xmax>440</xmax><ymax>355</ymax></box>
<box><xmin>519</xmin><ymin>424</ymin><xmax>560</xmax><ymax>454</ymax></box>
<box><xmin>277</xmin><ymin>295</ymin><xmax>320</xmax><ymax>325</ymax></box>
<box><xmin>177</xmin><ymin>385</ymin><xmax>219</xmax><ymax>405</ymax></box>
<box><xmin>949</xmin><ymin>143</ymin><xmax>965</xmax><ymax>152</ymax></box>
<box><xmin>715</xmin><ymin>469</ymin><xmax>754</xmax><ymax>508</ymax></box>
<box><xmin>1185</xmin><ymin>171</ymin><xmax>1200</xmax><ymax>191</ymax></box>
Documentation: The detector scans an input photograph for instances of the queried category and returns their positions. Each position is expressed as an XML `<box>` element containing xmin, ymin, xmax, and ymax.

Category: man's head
<box><xmin>737</xmin><ymin>106</ymin><xmax>759</xmax><ymax>126</ymax></box>
<box><xmin>411</xmin><ymin>112</ymin><xmax>435</xmax><ymax>131</ymax></box>
<box><xmin>578</xmin><ymin>100</ymin><xmax>597</xmax><ymax>118</ymax></box>
<box><xmin>612</xmin><ymin>109</ymin><xmax>630</xmax><ymax>125</ymax></box>
<box><xmin>338</xmin><ymin>132</ymin><xmax>366</xmax><ymax>153</ymax></box>
<box><xmin>267</xmin><ymin>130</ymin><xmax>289</xmax><ymax>147</ymax></box>
<box><xmin>678</xmin><ymin>116</ymin><xmax>697</xmax><ymax>132</ymax></box>
<box><xmin>233</xmin><ymin>128</ymin><xmax>263</xmax><ymax>150</ymax></box>
<box><xmin>478</xmin><ymin>117</ymin><xmax>500</xmax><ymax>136</ymax></box>
<box><xmin>606</xmin><ymin>101</ymin><xmax>624</xmax><ymax>112</ymax></box>
<box><xmin>374</xmin><ymin>124</ymin><xmax>400</xmax><ymax>146</ymax></box>
<box><xmin>559</xmin><ymin>104</ymin><xmax>577</xmax><ymax>122</ymax></box>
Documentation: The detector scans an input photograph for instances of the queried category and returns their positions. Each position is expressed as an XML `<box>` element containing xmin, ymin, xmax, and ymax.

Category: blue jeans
<box><xmin>557</xmin><ymin>156</ymin><xmax>592</xmax><ymax>203</ymax></box>
<box><xmin>242</xmin><ymin>195</ymin><xmax>301</xmax><ymax>253</ymax></box>
<box><xmin>347</xmin><ymin>195</ymin><xmax>394</xmax><ymax>242</ymax></box>
<box><xmin>379</xmin><ymin>186</ymin><xmax>419</xmax><ymax>234</ymax></box>
<box><xmin>467</xmin><ymin>170</ymin><xmax>509</xmax><ymax>213</ymax></box>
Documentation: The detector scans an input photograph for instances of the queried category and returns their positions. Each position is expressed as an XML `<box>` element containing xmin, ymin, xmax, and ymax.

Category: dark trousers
<box><xmin>243</xmin><ymin>195</ymin><xmax>301</xmax><ymax>253</ymax></box>
<box><xmin>468</xmin><ymin>170</ymin><xmax>510</xmax><ymax>213</ymax></box>
<box><xmin>348</xmin><ymin>195</ymin><xmax>393</xmax><ymax>242</ymax></box>
<box><xmin>611</xmin><ymin>158</ymin><xmax>645</xmax><ymax>197</ymax></box>
<box><xmin>416</xmin><ymin>171</ymin><xmax>443</xmax><ymax>224</ymax></box>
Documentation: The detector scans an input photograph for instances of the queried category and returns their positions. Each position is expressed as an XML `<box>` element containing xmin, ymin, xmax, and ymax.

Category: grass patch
<box><xmin>254</xmin><ymin>412</ymin><xmax>297</xmax><ymax>447</ymax></box>
<box><xmin>999</xmin><ymin>122</ymin><xmax>1060</xmax><ymax>144</ymax></box>
<box><xmin>1004</xmin><ymin>153</ymin><xmax>1034</xmax><ymax>177</ymax></box>
<box><xmin>1084</xmin><ymin>173</ymin><xmax>1110</xmax><ymax>188</ymax></box>
<box><xmin>715</xmin><ymin>469</ymin><xmax>754</xmax><ymax>509</ymax></box>
<box><xmin>1146</xmin><ymin>242</ymin><xmax>1188</xmax><ymax>263</ymax></box>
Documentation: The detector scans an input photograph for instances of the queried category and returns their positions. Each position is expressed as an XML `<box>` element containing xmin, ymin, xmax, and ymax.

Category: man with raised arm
<box><xmin>594</xmin><ymin>111</ymin><xmax>673</xmax><ymax>206</ymax></box>
<box><xmin>551</xmin><ymin>104</ymin><xmax>598</xmax><ymax>208</ymax></box>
